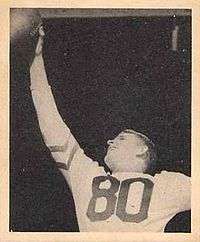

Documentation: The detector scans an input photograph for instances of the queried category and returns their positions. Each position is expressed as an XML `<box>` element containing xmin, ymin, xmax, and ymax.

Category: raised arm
<box><xmin>30</xmin><ymin>30</ymin><xmax>81</xmax><ymax>173</ymax></box>
<box><xmin>30</xmin><ymin>30</ymin><xmax>103</xmax><ymax>190</ymax></box>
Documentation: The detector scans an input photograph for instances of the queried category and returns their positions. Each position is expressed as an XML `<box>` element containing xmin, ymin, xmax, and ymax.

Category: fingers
<box><xmin>39</xmin><ymin>26</ymin><xmax>45</xmax><ymax>37</ymax></box>
<box><xmin>35</xmin><ymin>26</ymin><xmax>45</xmax><ymax>56</ymax></box>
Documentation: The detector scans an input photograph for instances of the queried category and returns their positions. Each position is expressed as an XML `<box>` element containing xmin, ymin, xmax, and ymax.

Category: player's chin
<box><xmin>104</xmin><ymin>154</ymin><xmax>115</xmax><ymax>170</ymax></box>
<box><xmin>104</xmin><ymin>154</ymin><xmax>111</xmax><ymax>167</ymax></box>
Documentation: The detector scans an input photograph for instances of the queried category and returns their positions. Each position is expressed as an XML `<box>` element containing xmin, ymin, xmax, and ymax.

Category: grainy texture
<box><xmin>10</xmin><ymin>12</ymin><xmax>191</xmax><ymax>232</ymax></box>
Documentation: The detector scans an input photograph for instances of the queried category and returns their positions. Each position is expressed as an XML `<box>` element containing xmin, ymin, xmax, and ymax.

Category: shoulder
<box><xmin>72</xmin><ymin>148</ymin><xmax>105</xmax><ymax>174</ymax></box>
<box><xmin>154</xmin><ymin>170</ymin><xmax>191</xmax><ymax>187</ymax></box>
<box><xmin>156</xmin><ymin>170</ymin><xmax>190</xmax><ymax>179</ymax></box>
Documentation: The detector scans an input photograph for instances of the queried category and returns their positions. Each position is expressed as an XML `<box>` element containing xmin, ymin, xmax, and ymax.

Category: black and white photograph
<box><xmin>9</xmin><ymin>7</ymin><xmax>192</xmax><ymax>234</ymax></box>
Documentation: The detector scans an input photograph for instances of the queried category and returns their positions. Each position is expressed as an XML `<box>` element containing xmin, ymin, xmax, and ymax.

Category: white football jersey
<box><xmin>30</xmin><ymin>75</ymin><xmax>191</xmax><ymax>232</ymax></box>
<box><xmin>56</xmin><ymin>145</ymin><xmax>190</xmax><ymax>232</ymax></box>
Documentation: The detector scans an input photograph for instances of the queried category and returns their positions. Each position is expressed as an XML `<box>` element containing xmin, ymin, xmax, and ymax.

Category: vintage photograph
<box><xmin>10</xmin><ymin>8</ymin><xmax>191</xmax><ymax>232</ymax></box>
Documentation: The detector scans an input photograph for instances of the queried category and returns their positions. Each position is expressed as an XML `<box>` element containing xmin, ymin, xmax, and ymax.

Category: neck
<box><xmin>112</xmin><ymin>160</ymin><xmax>147</xmax><ymax>174</ymax></box>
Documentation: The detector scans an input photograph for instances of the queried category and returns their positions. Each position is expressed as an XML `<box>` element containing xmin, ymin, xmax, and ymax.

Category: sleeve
<box><xmin>31</xmin><ymin>85</ymin><xmax>103</xmax><ymax>189</ymax></box>
<box><xmin>158</xmin><ymin>171</ymin><xmax>191</xmax><ymax>211</ymax></box>
<box><xmin>30</xmin><ymin>54</ymin><xmax>93</xmax><ymax>173</ymax></box>
<box><xmin>64</xmin><ymin>148</ymin><xmax>105</xmax><ymax>190</ymax></box>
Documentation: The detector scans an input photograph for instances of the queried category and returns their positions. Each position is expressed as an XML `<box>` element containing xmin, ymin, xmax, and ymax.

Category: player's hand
<box><xmin>31</xmin><ymin>26</ymin><xmax>45</xmax><ymax>75</ymax></box>
<box><xmin>30</xmin><ymin>26</ymin><xmax>49</xmax><ymax>89</ymax></box>
<box><xmin>35</xmin><ymin>26</ymin><xmax>45</xmax><ymax>56</ymax></box>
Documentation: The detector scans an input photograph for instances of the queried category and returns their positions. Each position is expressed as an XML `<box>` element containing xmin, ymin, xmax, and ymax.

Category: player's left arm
<box><xmin>179</xmin><ymin>173</ymin><xmax>191</xmax><ymax>211</ymax></box>
<box><xmin>172</xmin><ymin>172</ymin><xmax>191</xmax><ymax>211</ymax></box>
<box><xmin>30</xmin><ymin>54</ymin><xmax>79</xmax><ymax>158</ymax></box>
<box><xmin>30</xmin><ymin>30</ymin><xmax>100</xmax><ymax>188</ymax></box>
<box><xmin>161</xmin><ymin>171</ymin><xmax>191</xmax><ymax>211</ymax></box>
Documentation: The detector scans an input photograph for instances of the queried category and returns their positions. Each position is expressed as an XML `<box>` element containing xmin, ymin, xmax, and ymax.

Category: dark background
<box><xmin>10</xmin><ymin>14</ymin><xmax>191</xmax><ymax>232</ymax></box>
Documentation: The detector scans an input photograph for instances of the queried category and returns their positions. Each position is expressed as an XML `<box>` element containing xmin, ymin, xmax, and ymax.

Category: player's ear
<box><xmin>136</xmin><ymin>145</ymin><xmax>148</xmax><ymax>158</ymax></box>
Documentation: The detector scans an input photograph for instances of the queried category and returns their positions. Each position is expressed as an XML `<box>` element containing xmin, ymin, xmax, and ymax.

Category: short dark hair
<box><xmin>122</xmin><ymin>129</ymin><xmax>157</xmax><ymax>165</ymax></box>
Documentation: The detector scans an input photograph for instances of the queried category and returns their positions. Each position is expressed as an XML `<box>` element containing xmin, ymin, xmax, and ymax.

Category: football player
<box><xmin>30</xmin><ymin>25</ymin><xmax>191</xmax><ymax>232</ymax></box>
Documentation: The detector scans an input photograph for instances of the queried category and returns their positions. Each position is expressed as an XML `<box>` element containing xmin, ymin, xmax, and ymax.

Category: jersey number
<box><xmin>86</xmin><ymin>176</ymin><xmax>154</xmax><ymax>223</ymax></box>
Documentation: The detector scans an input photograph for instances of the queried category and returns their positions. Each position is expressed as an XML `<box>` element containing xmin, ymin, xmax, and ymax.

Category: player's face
<box><xmin>104</xmin><ymin>132</ymin><xmax>144</xmax><ymax>172</ymax></box>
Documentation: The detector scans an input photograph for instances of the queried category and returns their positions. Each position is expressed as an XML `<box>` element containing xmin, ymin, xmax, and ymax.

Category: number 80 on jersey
<box><xmin>86</xmin><ymin>175</ymin><xmax>154</xmax><ymax>223</ymax></box>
